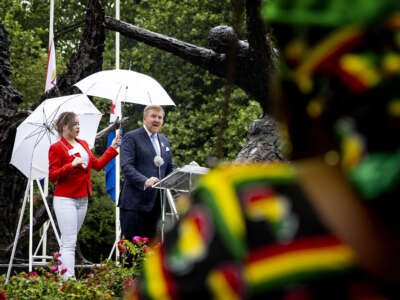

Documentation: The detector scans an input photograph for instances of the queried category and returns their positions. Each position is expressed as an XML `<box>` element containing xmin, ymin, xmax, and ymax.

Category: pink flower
<box><xmin>60</xmin><ymin>268</ymin><xmax>67</xmax><ymax>275</ymax></box>
<box><xmin>143</xmin><ymin>237</ymin><xmax>149</xmax><ymax>243</ymax></box>
<box><xmin>50</xmin><ymin>265</ymin><xmax>58</xmax><ymax>273</ymax></box>
<box><xmin>44</xmin><ymin>273</ymin><xmax>51</xmax><ymax>279</ymax></box>
<box><xmin>57</xmin><ymin>259</ymin><xmax>62</xmax><ymax>265</ymax></box>
<box><xmin>54</xmin><ymin>276</ymin><xmax>59</xmax><ymax>282</ymax></box>
<box><xmin>132</xmin><ymin>236</ymin><xmax>143</xmax><ymax>243</ymax></box>
<box><xmin>0</xmin><ymin>291</ymin><xmax>6</xmax><ymax>300</ymax></box>
<box><xmin>52</xmin><ymin>252</ymin><xmax>61</xmax><ymax>259</ymax></box>
<box><xmin>86</xmin><ymin>273</ymin><xmax>94</xmax><ymax>279</ymax></box>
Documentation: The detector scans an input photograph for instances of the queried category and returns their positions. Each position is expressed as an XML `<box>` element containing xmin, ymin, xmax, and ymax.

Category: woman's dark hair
<box><xmin>53</xmin><ymin>112</ymin><xmax>77</xmax><ymax>135</ymax></box>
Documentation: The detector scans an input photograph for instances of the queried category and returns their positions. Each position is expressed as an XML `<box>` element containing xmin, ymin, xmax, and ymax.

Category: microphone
<box><xmin>154</xmin><ymin>155</ymin><xmax>164</xmax><ymax>167</ymax></box>
<box><xmin>154</xmin><ymin>155</ymin><xmax>164</xmax><ymax>183</ymax></box>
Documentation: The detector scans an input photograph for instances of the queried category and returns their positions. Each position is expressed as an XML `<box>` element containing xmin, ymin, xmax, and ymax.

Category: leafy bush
<box><xmin>0</xmin><ymin>238</ymin><xmax>151</xmax><ymax>299</ymax></box>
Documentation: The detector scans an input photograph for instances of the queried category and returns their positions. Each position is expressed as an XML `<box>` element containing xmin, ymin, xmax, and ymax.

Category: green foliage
<box><xmin>0</xmin><ymin>0</ymin><xmax>69</xmax><ymax>108</ymax></box>
<box><xmin>162</xmin><ymin>88</ymin><xmax>262</xmax><ymax>167</ymax></box>
<box><xmin>1</xmin><ymin>16</ymin><xmax>47</xmax><ymax>108</ymax></box>
<box><xmin>262</xmin><ymin>0</ymin><xmax>400</xmax><ymax>27</ymax></box>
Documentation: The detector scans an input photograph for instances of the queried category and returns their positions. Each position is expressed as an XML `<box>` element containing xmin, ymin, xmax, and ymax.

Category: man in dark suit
<box><xmin>119</xmin><ymin>105</ymin><xmax>175</xmax><ymax>241</ymax></box>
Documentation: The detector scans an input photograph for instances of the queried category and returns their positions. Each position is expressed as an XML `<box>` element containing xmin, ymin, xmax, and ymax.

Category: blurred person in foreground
<box><xmin>127</xmin><ymin>7</ymin><xmax>400</xmax><ymax>300</ymax></box>
<box><xmin>49</xmin><ymin>112</ymin><xmax>120</xmax><ymax>280</ymax></box>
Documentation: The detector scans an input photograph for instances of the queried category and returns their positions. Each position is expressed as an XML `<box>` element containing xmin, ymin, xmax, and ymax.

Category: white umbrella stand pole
<box><xmin>29</xmin><ymin>180</ymin><xmax>33</xmax><ymax>271</ymax></box>
<box><xmin>6</xmin><ymin>179</ymin><xmax>61</xmax><ymax>283</ymax></box>
<box><xmin>36</xmin><ymin>179</ymin><xmax>61</xmax><ymax>245</ymax></box>
<box><xmin>6</xmin><ymin>181</ymin><xmax>30</xmax><ymax>283</ymax></box>
<box><xmin>41</xmin><ymin>178</ymin><xmax>49</xmax><ymax>263</ymax></box>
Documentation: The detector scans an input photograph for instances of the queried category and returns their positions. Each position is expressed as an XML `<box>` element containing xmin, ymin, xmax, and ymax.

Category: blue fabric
<box><xmin>105</xmin><ymin>129</ymin><xmax>122</xmax><ymax>202</ymax></box>
<box><xmin>118</xmin><ymin>127</ymin><xmax>175</xmax><ymax>211</ymax></box>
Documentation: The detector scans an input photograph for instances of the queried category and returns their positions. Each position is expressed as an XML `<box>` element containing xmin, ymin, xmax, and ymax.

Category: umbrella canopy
<box><xmin>74</xmin><ymin>69</ymin><xmax>175</xmax><ymax>106</ymax></box>
<box><xmin>10</xmin><ymin>94</ymin><xmax>102</xmax><ymax>180</ymax></box>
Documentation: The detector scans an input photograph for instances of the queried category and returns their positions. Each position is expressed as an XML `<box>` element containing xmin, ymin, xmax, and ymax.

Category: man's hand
<box><xmin>145</xmin><ymin>177</ymin><xmax>159</xmax><ymax>188</ymax></box>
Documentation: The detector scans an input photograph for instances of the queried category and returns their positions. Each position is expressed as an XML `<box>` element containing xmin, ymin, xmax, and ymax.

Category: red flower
<box><xmin>86</xmin><ymin>273</ymin><xmax>94</xmax><ymax>279</ymax></box>
<box><xmin>54</xmin><ymin>276</ymin><xmax>59</xmax><ymax>282</ymax></box>
<box><xmin>124</xmin><ymin>277</ymin><xmax>133</xmax><ymax>286</ymax></box>
<box><xmin>117</xmin><ymin>240</ymin><xmax>127</xmax><ymax>253</ymax></box>
<box><xmin>61</xmin><ymin>281</ymin><xmax>68</xmax><ymax>292</ymax></box>
<box><xmin>0</xmin><ymin>291</ymin><xmax>6</xmax><ymax>300</ymax></box>
<box><xmin>60</xmin><ymin>268</ymin><xmax>67</xmax><ymax>275</ymax></box>
<box><xmin>24</xmin><ymin>271</ymin><xmax>39</xmax><ymax>278</ymax></box>
<box><xmin>44</xmin><ymin>273</ymin><xmax>51</xmax><ymax>279</ymax></box>
<box><xmin>143</xmin><ymin>237</ymin><xmax>149</xmax><ymax>243</ymax></box>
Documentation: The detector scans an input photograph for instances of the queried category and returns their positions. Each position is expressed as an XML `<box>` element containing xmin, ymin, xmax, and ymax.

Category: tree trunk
<box><xmin>0</xmin><ymin>24</ymin><xmax>27</xmax><ymax>260</ymax></box>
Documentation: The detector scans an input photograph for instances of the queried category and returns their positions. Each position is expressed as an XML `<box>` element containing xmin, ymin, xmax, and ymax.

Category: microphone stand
<box><xmin>154</xmin><ymin>156</ymin><xmax>165</xmax><ymax>242</ymax></box>
<box><xmin>158</xmin><ymin>164</ymin><xmax>165</xmax><ymax>243</ymax></box>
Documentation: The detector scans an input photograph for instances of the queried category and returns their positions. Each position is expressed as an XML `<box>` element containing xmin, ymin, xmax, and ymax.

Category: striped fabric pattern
<box><xmin>245</xmin><ymin>235</ymin><xmax>357</xmax><ymax>293</ymax></box>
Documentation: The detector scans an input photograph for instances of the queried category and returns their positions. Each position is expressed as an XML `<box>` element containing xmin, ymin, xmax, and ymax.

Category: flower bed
<box><xmin>0</xmin><ymin>237</ymin><xmax>150</xmax><ymax>299</ymax></box>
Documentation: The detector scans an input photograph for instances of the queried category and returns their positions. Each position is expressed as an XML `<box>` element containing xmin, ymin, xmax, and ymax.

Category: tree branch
<box><xmin>104</xmin><ymin>15</ymin><xmax>275</xmax><ymax>112</ymax></box>
<box><xmin>104</xmin><ymin>16</ymin><xmax>225</xmax><ymax>73</ymax></box>
<box><xmin>95</xmin><ymin>117</ymin><xmax>128</xmax><ymax>140</ymax></box>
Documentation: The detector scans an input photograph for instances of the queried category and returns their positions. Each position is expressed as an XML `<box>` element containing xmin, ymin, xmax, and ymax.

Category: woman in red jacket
<box><xmin>49</xmin><ymin>111</ymin><xmax>120</xmax><ymax>279</ymax></box>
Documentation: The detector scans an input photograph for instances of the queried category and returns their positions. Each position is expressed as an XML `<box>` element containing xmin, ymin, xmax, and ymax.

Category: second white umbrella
<box><xmin>74</xmin><ymin>69</ymin><xmax>175</xmax><ymax>106</ymax></box>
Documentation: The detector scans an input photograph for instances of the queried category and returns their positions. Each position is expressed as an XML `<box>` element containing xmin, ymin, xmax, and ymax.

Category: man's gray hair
<box><xmin>143</xmin><ymin>105</ymin><xmax>165</xmax><ymax>117</ymax></box>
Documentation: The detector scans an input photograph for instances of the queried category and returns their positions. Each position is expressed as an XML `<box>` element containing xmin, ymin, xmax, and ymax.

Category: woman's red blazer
<box><xmin>49</xmin><ymin>137</ymin><xmax>118</xmax><ymax>198</ymax></box>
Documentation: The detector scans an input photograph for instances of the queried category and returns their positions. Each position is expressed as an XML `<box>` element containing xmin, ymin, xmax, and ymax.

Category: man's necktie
<box><xmin>151</xmin><ymin>134</ymin><xmax>161</xmax><ymax>156</ymax></box>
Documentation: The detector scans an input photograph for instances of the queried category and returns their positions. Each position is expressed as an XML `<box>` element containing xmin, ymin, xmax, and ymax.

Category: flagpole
<box><xmin>115</xmin><ymin>0</ymin><xmax>121</xmax><ymax>262</ymax></box>
<box><xmin>41</xmin><ymin>0</ymin><xmax>55</xmax><ymax>264</ymax></box>
<box><xmin>49</xmin><ymin>0</ymin><xmax>54</xmax><ymax>41</ymax></box>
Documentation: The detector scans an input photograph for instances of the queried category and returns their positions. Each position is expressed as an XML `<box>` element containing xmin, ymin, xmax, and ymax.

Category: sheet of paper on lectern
<box><xmin>153</xmin><ymin>163</ymin><xmax>209</xmax><ymax>192</ymax></box>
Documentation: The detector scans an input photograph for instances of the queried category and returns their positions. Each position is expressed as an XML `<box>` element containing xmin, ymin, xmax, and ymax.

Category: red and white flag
<box><xmin>45</xmin><ymin>38</ymin><xmax>57</xmax><ymax>92</ymax></box>
<box><xmin>110</xmin><ymin>98</ymin><xmax>121</xmax><ymax>123</ymax></box>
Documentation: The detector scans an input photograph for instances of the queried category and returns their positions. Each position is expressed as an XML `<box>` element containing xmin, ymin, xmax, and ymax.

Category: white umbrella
<box><xmin>10</xmin><ymin>94</ymin><xmax>102</xmax><ymax>180</ymax></box>
<box><xmin>74</xmin><ymin>69</ymin><xmax>175</xmax><ymax>106</ymax></box>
